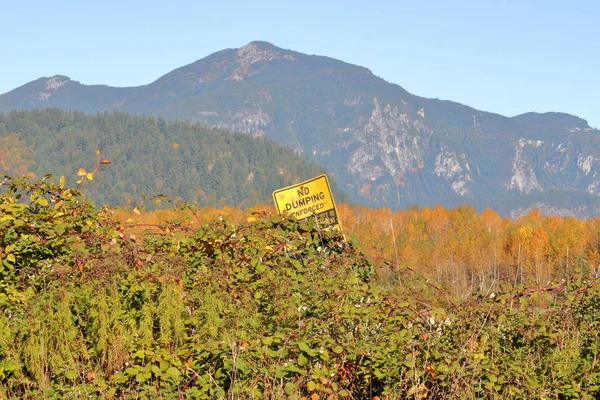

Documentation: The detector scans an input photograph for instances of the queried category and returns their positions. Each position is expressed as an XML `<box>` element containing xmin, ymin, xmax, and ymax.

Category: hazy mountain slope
<box><xmin>1</xmin><ymin>41</ymin><xmax>599</xmax><ymax>216</ymax></box>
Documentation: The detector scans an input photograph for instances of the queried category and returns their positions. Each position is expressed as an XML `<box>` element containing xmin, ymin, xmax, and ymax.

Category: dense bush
<box><xmin>2</xmin><ymin>175</ymin><xmax>600</xmax><ymax>399</ymax></box>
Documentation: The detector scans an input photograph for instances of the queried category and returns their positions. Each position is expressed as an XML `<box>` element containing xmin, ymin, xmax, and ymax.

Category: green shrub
<box><xmin>2</xmin><ymin>175</ymin><xmax>600</xmax><ymax>399</ymax></box>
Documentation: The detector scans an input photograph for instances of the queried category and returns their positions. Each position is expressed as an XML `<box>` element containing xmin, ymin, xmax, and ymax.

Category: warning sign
<box><xmin>272</xmin><ymin>174</ymin><xmax>342</xmax><ymax>231</ymax></box>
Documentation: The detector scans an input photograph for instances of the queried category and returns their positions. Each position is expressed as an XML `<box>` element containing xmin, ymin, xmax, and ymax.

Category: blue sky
<box><xmin>2</xmin><ymin>0</ymin><xmax>599</xmax><ymax>127</ymax></box>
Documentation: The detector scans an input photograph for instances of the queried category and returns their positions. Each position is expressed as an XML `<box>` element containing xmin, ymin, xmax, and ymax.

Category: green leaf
<box><xmin>298</xmin><ymin>353</ymin><xmax>308</xmax><ymax>366</ymax></box>
<box><xmin>262</xmin><ymin>337</ymin><xmax>273</xmax><ymax>345</ymax></box>
<box><xmin>285</xmin><ymin>382</ymin><xmax>296</xmax><ymax>395</ymax></box>
<box><xmin>133</xmin><ymin>350</ymin><xmax>145</xmax><ymax>359</ymax></box>
<box><xmin>64</xmin><ymin>370</ymin><xmax>78</xmax><ymax>380</ymax></box>
<box><xmin>166</xmin><ymin>367</ymin><xmax>180</xmax><ymax>378</ymax></box>
<box><xmin>1</xmin><ymin>361</ymin><xmax>19</xmax><ymax>372</ymax></box>
<box><xmin>275</xmin><ymin>368</ymin><xmax>286</xmax><ymax>379</ymax></box>
<box><xmin>160</xmin><ymin>359</ymin><xmax>169</xmax><ymax>371</ymax></box>
<box><xmin>298</xmin><ymin>342</ymin><xmax>311</xmax><ymax>353</ymax></box>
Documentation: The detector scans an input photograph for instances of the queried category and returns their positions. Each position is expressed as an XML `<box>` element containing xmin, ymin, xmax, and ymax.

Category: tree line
<box><xmin>131</xmin><ymin>202</ymin><xmax>600</xmax><ymax>298</ymax></box>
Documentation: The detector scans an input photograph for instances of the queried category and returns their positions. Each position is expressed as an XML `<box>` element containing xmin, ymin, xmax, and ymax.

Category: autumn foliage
<box><xmin>125</xmin><ymin>202</ymin><xmax>600</xmax><ymax>298</ymax></box>
<box><xmin>336</xmin><ymin>204</ymin><xmax>599</xmax><ymax>297</ymax></box>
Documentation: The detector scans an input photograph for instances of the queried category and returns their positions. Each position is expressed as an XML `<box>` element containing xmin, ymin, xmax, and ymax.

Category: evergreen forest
<box><xmin>0</xmin><ymin>108</ymin><xmax>341</xmax><ymax>209</ymax></box>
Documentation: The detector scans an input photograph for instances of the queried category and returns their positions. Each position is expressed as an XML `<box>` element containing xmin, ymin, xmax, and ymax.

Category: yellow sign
<box><xmin>272</xmin><ymin>174</ymin><xmax>342</xmax><ymax>231</ymax></box>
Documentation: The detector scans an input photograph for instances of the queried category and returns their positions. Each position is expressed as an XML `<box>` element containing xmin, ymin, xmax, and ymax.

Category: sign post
<box><xmin>272</xmin><ymin>174</ymin><xmax>342</xmax><ymax>232</ymax></box>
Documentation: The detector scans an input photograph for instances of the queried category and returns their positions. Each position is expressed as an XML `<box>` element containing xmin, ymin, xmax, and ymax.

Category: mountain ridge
<box><xmin>4</xmin><ymin>41</ymin><xmax>591</xmax><ymax>129</ymax></box>
<box><xmin>1</xmin><ymin>41</ymin><xmax>599</xmax><ymax>217</ymax></box>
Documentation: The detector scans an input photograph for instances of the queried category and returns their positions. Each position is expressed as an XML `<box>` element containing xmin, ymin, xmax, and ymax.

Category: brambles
<box><xmin>76</xmin><ymin>148</ymin><xmax>112</xmax><ymax>189</ymax></box>
<box><xmin>2</xmin><ymin>175</ymin><xmax>600</xmax><ymax>398</ymax></box>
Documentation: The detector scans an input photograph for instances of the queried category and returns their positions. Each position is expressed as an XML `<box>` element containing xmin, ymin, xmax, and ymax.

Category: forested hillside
<box><xmin>0</xmin><ymin>108</ymin><xmax>344</xmax><ymax>208</ymax></box>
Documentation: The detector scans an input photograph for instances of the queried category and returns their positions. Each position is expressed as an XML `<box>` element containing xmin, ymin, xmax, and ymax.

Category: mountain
<box><xmin>2</xmin><ymin>41</ymin><xmax>599</xmax><ymax>217</ymax></box>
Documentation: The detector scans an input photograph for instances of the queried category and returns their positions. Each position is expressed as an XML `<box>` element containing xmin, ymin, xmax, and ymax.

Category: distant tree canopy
<box><xmin>0</xmin><ymin>108</ymin><xmax>345</xmax><ymax>208</ymax></box>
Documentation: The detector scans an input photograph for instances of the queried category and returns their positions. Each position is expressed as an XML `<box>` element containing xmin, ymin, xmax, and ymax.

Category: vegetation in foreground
<box><xmin>131</xmin><ymin>201</ymin><xmax>600</xmax><ymax>299</ymax></box>
<box><xmin>2</xmin><ymin>175</ymin><xmax>600</xmax><ymax>399</ymax></box>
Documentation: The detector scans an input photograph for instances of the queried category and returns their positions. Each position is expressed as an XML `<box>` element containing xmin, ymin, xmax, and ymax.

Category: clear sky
<box><xmin>2</xmin><ymin>0</ymin><xmax>598</xmax><ymax>127</ymax></box>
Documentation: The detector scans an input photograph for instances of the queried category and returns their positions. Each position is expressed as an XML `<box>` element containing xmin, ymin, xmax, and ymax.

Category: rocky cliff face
<box><xmin>2</xmin><ymin>41</ymin><xmax>599</xmax><ymax>217</ymax></box>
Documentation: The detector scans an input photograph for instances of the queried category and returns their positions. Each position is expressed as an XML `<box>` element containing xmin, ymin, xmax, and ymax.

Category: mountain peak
<box><xmin>234</xmin><ymin>41</ymin><xmax>296</xmax><ymax>68</ymax></box>
<box><xmin>44</xmin><ymin>75</ymin><xmax>71</xmax><ymax>90</ymax></box>
<box><xmin>24</xmin><ymin>75</ymin><xmax>71</xmax><ymax>101</ymax></box>
<box><xmin>244</xmin><ymin>41</ymin><xmax>278</xmax><ymax>50</ymax></box>
<box><xmin>512</xmin><ymin>112</ymin><xmax>591</xmax><ymax>131</ymax></box>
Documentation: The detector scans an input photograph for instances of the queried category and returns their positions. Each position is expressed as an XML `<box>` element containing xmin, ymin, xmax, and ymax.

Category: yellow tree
<box><xmin>422</xmin><ymin>205</ymin><xmax>450</xmax><ymax>284</ymax></box>
<box><xmin>585</xmin><ymin>217</ymin><xmax>600</xmax><ymax>276</ymax></box>
<box><xmin>0</xmin><ymin>132</ymin><xmax>35</xmax><ymax>177</ymax></box>
<box><xmin>446</xmin><ymin>205</ymin><xmax>479</xmax><ymax>296</ymax></box>
<box><xmin>477</xmin><ymin>207</ymin><xmax>505</xmax><ymax>290</ymax></box>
